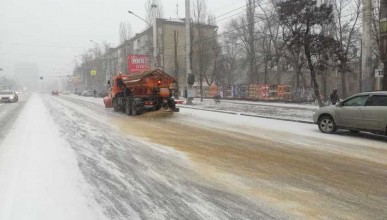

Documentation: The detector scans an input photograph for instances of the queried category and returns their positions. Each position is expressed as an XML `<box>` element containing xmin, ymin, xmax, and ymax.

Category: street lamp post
<box><xmin>185</xmin><ymin>0</ymin><xmax>193</xmax><ymax>104</ymax></box>
<box><xmin>128</xmin><ymin>9</ymin><xmax>157</xmax><ymax>69</ymax></box>
<box><xmin>128</xmin><ymin>11</ymin><xmax>150</xmax><ymax>26</ymax></box>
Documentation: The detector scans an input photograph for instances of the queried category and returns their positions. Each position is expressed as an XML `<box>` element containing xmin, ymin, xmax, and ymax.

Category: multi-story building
<box><xmin>108</xmin><ymin>18</ymin><xmax>218</xmax><ymax>97</ymax></box>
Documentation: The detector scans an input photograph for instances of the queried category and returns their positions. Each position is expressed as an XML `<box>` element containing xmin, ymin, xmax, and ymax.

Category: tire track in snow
<box><xmin>0</xmin><ymin>95</ymin><xmax>29</xmax><ymax>142</ymax></box>
<box><xmin>43</xmin><ymin>95</ymin><xmax>289</xmax><ymax>220</ymax></box>
<box><xmin>53</xmin><ymin>94</ymin><xmax>387</xmax><ymax>220</ymax></box>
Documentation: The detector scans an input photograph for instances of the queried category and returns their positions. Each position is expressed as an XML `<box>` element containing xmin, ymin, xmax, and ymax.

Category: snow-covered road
<box><xmin>0</xmin><ymin>94</ymin><xmax>106</xmax><ymax>219</ymax></box>
<box><xmin>1</xmin><ymin>93</ymin><xmax>387</xmax><ymax>219</ymax></box>
<box><xmin>0</xmin><ymin>95</ymin><xmax>29</xmax><ymax>139</ymax></box>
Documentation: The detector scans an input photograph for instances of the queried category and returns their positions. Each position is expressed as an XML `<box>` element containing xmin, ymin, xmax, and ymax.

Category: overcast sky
<box><xmin>0</xmin><ymin>0</ymin><xmax>246</xmax><ymax>77</ymax></box>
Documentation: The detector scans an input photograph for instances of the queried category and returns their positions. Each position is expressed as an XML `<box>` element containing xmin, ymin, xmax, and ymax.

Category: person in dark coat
<box><xmin>330</xmin><ymin>89</ymin><xmax>340</xmax><ymax>105</ymax></box>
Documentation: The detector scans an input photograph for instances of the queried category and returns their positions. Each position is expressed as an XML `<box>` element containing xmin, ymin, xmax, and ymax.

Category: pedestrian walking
<box><xmin>329</xmin><ymin>89</ymin><xmax>340</xmax><ymax>105</ymax></box>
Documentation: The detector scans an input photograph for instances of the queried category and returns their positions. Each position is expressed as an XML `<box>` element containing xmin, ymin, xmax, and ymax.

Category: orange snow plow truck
<box><xmin>103</xmin><ymin>69</ymin><xmax>180</xmax><ymax>116</ymax></box>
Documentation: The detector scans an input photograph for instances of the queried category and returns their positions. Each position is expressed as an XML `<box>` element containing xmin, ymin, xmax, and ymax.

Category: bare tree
<box><xmin>256</xmin><ymin>0</ymin><xmax>284</xmax><ymax>84</ymax></box>
<box><xmin>74</xmin><ymin>41</ymin><xmax>115</xmax><ymax>94</ymax></box>
<box><xmin>221</xmin><ymin>27</ymin><xmax>243</xmax><ymax>86</ymax></box>
<box><xmin>247</xmin><ymin>0</ymin><xmax>258</xmax><ymax>83</ymax></box>
<box><xmin>372</xmin><ymin>0</ymin><xmax>381</xmax><ymax>63</ymax></box>
<box><xmin>331</xmin><ymin>0</ymin><xmax>362</xmax><ymax>98</ymax></box>
<box><xmin>145</xmin><ymin>0</ymin><xmax>164</xmax><ymax>26</ymax></box>
<box><xmin>192</xmin><ymin>0</ymin><xmax>217</xmax><ymax>101</ymax></box>
<box><xmin>119</xmin><ymin>21</ymin><xmax>133</xmax><ymax>44</ymax></box>
<box><xmin>118</xmin><ymin>21</ymin><xmax>133</xmax><ymax>73</ymax></box>
<box><xmin>229</xmin><ymin>0</ymin><xmax>259</xmax><ymax>84</ymax></box>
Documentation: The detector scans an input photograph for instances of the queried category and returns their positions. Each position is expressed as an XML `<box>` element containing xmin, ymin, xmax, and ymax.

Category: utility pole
<box><xmin>381</xmin><ymin>0</ymin><xmax>387</xmax><ymax>90</ymax></box>
<box><xmin>152</xmin><ymin>4</ymin><xmax>158</xmax><ymax>68</ymax></box>
<box><xmin>185</xmin><ymin>0</ymin><xmax>193</xmax><ymax>104</ymax></box>
<box><xmin>359</xmin><ymin>40</ymin><xmax>363</xmax><ymax>92</ymax></box>
<box><xmin>174</xmin><ymin>30</ymin><xmax>179</xmax><ymax>98</ymax></box>
<box><xmin>361</xmin><ymin>0</ymin><xmax>373</xmax><ymax>92</ymax></box>
<box><xmin>321</xmin><ymin>0</ymin><xmax>329</xmax><ymax>98</ymax></box>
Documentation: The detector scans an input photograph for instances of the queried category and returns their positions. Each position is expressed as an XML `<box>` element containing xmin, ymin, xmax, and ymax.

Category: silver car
<box><xmin>0</xmin><ymin>91</ymin><xmax>18</xmax><ymax>103</ymax></box>
<box><xmin>81</xmin><ymin>90</ymin><xmax>94</xmax><ymax>97</ymax></box>
<box><xmin>313</xmin><ymin>91</ymin><xmax>387</xmax><ymax>135</ymax></box>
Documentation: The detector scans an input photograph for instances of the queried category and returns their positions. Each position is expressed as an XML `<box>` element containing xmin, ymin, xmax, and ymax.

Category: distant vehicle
<box><xmin>81</xmin><ymin>90</ymin><xmax>94</xmax><ymax>97</ymax></box>
<box><xmin>0</xmin><ymin>91</ymin><xmax>18</xmax><ymax>103</ymax></box>
<box><xmin>313</xmin><ymin>91</ymin><xmax>387</xmax><ymax>135</ymax></box>
<box><xmin>52</xmin><ymin>90</ymin><xmax>59</xmax><ymax>96</ymax></box>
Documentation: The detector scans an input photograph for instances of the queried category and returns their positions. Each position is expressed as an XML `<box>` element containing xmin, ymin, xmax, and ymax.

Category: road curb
<box><xmin>178</xmin><ymin>105</ymin><xmax>238</xmax><ymax>115</ymax></box>
<box><xmin>239</xmin><ymin>113</ymin><xmax>314</xmax><ymax>124</ymax></box>
<box><xmin>201</xmin><ymin>98</ymin><xmax>318</xmax><ymax>111</ymax></box>
<box><xmin>177</xmin><ymin>105</ymin><xmax>315</xmax><ymax>124</ymax></box>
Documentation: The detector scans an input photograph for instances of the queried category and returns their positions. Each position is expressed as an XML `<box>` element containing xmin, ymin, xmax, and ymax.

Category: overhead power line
<box><xmin>215</xmin><ymin>4</ymin><xmax>248</xmax><ymax>19</ymax></box>
<box><xmin>0</xmin><ymin>42</ymin><xmax>88</xmax><ymax>49</ymax></box>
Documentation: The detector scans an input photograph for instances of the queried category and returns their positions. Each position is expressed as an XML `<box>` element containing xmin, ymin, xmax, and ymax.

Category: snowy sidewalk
<box><xmin>0</xmin><ymin>94</ymin><xmax>105</xmax><ymax>220</ymax></box>
<box><xmin>178</xmin><ymin>99</ymin><xmax>317</xmax><ymax>123</ymax></box>
<box><xmin>201</xmin><ymin>98</ymin><xmax>319</xmax><ymax>110</ymax></box>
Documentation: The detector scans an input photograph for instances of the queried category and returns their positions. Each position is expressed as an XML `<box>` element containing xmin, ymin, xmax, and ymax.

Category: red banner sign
<box><xmin>128</xmin><ymin>55</ymin><xmax>150</xmax><ymax>73</ymax></box>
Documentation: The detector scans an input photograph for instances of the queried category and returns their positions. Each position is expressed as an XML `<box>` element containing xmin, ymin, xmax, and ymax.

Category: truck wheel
<box><xmin>131</xmin><ymin>101</ymin><xmax>137</xmax><ymax>116</ymax></box>
<box><xmin>113</xmin><ymin>99</ymin><xmax>119</xmax><ymax>112</ymax></box>
<box><xmin>168</xmin><ymin>98</ymin><xmax>176</xmax><ymax>111</ymax></box>
<box><xmin>125</xmin><ymin>101</ymin><xmax>131</xmax><ymax>116</ymax></box>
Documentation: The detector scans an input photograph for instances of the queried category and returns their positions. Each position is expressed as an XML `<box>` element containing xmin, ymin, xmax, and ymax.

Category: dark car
<box><xmin>52</xmin><ymin>90</ymin><xmax>59</xmax><ymax>96</ymax></box>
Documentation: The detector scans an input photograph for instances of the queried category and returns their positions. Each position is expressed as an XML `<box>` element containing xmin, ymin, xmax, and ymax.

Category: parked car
<box><xmin>81</xmin><ymin>90</ymin><xmax>94</xmax><ymax>97</ymax></box>
<box><xmin>52</xmin><ymin>90</ymin><xmax>59</xmax><ymax>96</ymax></box>
<box><xmin>313</xmin><ymin>91</ymin><xmax>387</xmax><ymax>135</ymax></box>
<box><xmin>0</xmin><ymin>91</ymin><xmax>18</xmax><ymax>103</ymax></box>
